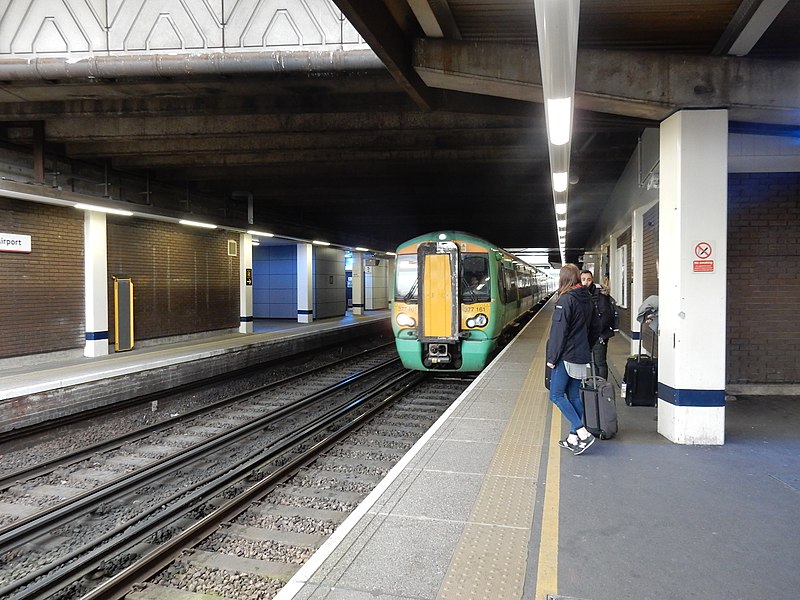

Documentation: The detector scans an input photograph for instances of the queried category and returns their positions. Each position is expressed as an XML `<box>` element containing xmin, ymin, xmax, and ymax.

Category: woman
<box><xmin>546</xmin><ymin>263</ymin><xmax>601</xmax><ymax>455</ymax></box>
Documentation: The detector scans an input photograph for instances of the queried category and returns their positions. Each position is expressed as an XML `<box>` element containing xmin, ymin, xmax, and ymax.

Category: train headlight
<box><xmin>466</xmin><ymin>313</ymin><xmax>488</xmax><ymax>328</ymax></box>
<box><xmin>396</xmin><ymin>313</ymin><xmax>416</xmax><ymax>327</ymax></box>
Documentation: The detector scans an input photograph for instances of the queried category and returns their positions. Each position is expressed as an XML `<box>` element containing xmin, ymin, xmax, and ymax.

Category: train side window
<box><xmin>501</xmin><ymin>266</ymin><xmax>516</xmax><ymax>303</ymax></box>
<box><xmin>395</xmin><ymin>255</ymin><xmax>418</xmax><ymax>301</ymax></box>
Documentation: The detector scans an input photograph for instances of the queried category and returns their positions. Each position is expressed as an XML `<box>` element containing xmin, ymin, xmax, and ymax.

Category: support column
<box><xmin>84</xmin><ymin>211</ymin><xmax>109</xmax><ymax>357</ymax></box>
<box><xmin>297</xmin><ymin>243</ymin><xmax>313</xmax><ymax>323</ymax></box>
<box><xmin>239</xmin><ymin>233</ymin><xmax>253</xmax><ymax>333</ymax></box>
<box><xmin>630</xmin><ymin>207</ymin><xmax>645</xmax><ymax>354</ymax></box>
<box><xmin>352</xmin><ymin>251</ymin><xmax>364</xmax><ymax>315</ymax></box>
<box><xmin>658</xmin><ymin>109</ymin><xmax>728</xmax><ymax>445</ymax></box>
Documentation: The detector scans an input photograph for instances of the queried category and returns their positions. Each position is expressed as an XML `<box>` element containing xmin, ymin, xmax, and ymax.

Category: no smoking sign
<box><xmin>693</xmin><ymin>241</ymin><xmax>714</xmax><ymax>273</ymax></box>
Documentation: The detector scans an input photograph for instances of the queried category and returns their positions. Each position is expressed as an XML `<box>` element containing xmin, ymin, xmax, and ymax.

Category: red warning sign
<box><xmin>693</xmin><ymin>260</ymin><xmax>714</xmax><ymax>273</ymax></box>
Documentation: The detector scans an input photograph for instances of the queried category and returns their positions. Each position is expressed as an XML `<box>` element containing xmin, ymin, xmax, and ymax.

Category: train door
<box><xmin>417</xmin><ymin>241</ymin><xmax>459</xmax><ymax>364</ymax></box>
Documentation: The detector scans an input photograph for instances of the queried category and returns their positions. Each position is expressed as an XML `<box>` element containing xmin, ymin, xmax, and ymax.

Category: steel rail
<box><xmin>0</xmin><ymin>357</ymin><xmax>400</xmax><ymax>554</ymax></box>
<box><xmin>80</xmin><ymin>371</ymin><xmax>428</xmax><ymax>600</ymax></box>
<box><xmin>0</xmin><ymin>343</ymin><xmax>393</xmax><ymax>491</ymax></box>
<box><xmin>2</xmin><ymin>370</ymin><xmax>424</xmax><ymax>600</ymax></box>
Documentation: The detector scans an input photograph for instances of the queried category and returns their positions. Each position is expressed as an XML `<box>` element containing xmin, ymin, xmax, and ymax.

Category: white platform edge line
<box><xmin>273</xmin><ymin>300</ymin><xmax>551</xmax><ymax>599</ymax></box>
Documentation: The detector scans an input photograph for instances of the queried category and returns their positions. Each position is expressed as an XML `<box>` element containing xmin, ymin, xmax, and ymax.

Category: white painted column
<box><xmin>297</xmin><ymin>243</ymin><xmax>314</xmax><ymax>323</ymax></box>
<box><xmin>630</xmin><ymin>207</ymin><xmax>645</xmax><ymax>355</ymax></box>
<box><xmin>239</xmin><ymin>232</ymin><xmax>253</xmax><ymax>333</ymax></box>
<box><xmin>352</xmin><ymin>251</ymin><xmax>364</xmax><ymax>315</ymax></box>
<box><xmin>83</xmin><ymin>211</ymin><xmax>109</xmax><ymax>357</ymax></box>
<box><xmin>658</xmin><ymin>109</ymin><xmax>728</xmax><ymax>445</ymax></box>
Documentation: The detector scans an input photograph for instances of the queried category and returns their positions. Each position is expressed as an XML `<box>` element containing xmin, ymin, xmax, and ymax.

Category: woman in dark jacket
<box><xmin>546</xmin><ymin>263</ymin><xmax>600</xmax><ymax>455</ymax></box>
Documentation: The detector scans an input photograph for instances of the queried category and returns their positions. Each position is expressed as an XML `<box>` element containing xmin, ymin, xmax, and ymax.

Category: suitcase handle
<box><xmin>637</xmin><ymin>324</ymin><xmax>658</xmax><ymax>362</ymax></box>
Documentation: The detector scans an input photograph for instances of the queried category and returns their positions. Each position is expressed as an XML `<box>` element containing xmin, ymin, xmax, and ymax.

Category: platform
<box><xmin>0</xmin><ymin>311</ymin><xmax>391</xmax><ymax>433</ymax></box>
<box><xmin>276</xmin><ymin>301</ymin><xmax>800</xmax><ymax>600</ymax></box>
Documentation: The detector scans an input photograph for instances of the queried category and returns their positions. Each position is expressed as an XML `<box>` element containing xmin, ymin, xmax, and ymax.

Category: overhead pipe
<box><xmin>0</xmin><ymin>49</ymin><xmax>385</xmax><ymax>82</ymax></box>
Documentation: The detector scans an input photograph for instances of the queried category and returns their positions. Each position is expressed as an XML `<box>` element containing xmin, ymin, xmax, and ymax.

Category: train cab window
<box><xmin>461</xmin><ymin>254</ymin><xmax>490</xmax><ymax>303</ymax></box>
<box><xmin>395</xmin><ymin>254</ymin><xmax>419</xmax><ymax>301</ymax></box>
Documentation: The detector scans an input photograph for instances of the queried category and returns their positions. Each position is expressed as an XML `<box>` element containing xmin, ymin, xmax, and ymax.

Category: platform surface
<box><xmin>0</xmin><ymin>311</ymin><xmax>390</xmax><ymax>401</ymax></box>
<box><xmin>276</xmin><ymin>302</ymin><xmax>800</xmax><ymax>600</ymax></box>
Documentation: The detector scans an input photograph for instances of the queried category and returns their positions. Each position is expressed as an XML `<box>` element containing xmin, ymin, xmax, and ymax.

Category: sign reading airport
<box><xmin>0</xmin><ymin>233</ymin><xmax>31</xmax><ymax>253</ymax></box>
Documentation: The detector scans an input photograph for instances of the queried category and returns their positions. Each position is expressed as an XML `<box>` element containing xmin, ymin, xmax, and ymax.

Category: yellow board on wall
<box><xmin>113</xmin><ymin>277</ymin><xmax>134</xmax><ymax>352</ymax></box>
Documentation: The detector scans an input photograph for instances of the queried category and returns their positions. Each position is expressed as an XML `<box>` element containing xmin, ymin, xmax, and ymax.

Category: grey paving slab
<box><xmin>416</xmin><ymin>438</ymin><xmax>498</xmax><ymax>475</ymax></box>
<box><xmin>298</xmin><ymin>515</ymin><xmax>463</xmax><ymax>600</ymax></box>
<box><xmin>450</xmin><ymin>397</ymin><xmax>518</xmax><ymax>421</ymax></box>
<box><xmin>437</xmin><ymin>414</ymin><xmax>508</xmax><ymax>443</ymax></box>
<box><xmin>386</xmin><ymin>469</ymin><xmax>485</xmax><ymax>521</ymax></box>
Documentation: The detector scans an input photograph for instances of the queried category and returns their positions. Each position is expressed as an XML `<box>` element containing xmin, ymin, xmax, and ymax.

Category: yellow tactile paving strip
<box><xmin>437</xmin><ymin>317</ymin><xmax>557</xmax><ymax>600</ymax></box>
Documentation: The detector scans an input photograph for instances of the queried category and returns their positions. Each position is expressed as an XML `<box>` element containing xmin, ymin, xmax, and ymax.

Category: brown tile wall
<box><xmin>107</xmin><ymin>219</ymin><xmax>239</xmax><ymax>344</ymax></box>
<box><xmin>727</xmin><ymin>172</ymin><xmax>800</xmax><ymax>384</ymax></box>
<box><xmin>642</xmin><ymin>204</ymin><xmax>659</xmax><ymax>299</ymax></box>
<box><xmin>0</xmin><ymin>199</ymin><xmax>85</xmax><ymax>357</ymax></box>
<box><xmin>616</xmin><ymin>227</ymin><xmax>632</xmax><ymax>337</ymax></box>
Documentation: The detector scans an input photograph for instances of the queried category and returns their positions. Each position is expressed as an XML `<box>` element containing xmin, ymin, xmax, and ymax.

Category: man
<box><xmin>580</xmin><ymin>269</ymin><xmax>617</xmax><ymax>379</ymax></box>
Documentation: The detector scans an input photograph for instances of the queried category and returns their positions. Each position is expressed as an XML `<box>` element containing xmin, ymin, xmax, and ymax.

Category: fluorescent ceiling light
<box><xmin>555</xmin><ymin>202</ymin><xmax>567</xmax><ymax>215</ymax></box>
<box><xmin>179</xmin><ymin>219</ymin><xmax>217</xmax><ymax>229</ymax></box>
<box><xmin>74</xmin><ymin>203</ymin><xmax>133</xmax><ymax>217</ymax></box>
<box><xmin>557</xmin><ymin>219</ymin><xmax>567</xmax><ymax>228</ymax></box>
<box><xmin>252</xmin><ymin>240</ymin><xmax>260</xmax><ymax>246</ymax></box>
<box><xmin>355</xmin><ymin>247</ymin><xmax>369</xmax><ymax>252</ymax></box>
<box><xmin>312</xmin><ymin>240</ymin><xmax>330</xmax><ymax>246</ymax></box>
<box><xmin>552</xmin><ymin>171</ymin><xmax>569</xmax><ymax>193</ymax></box>
<box><xmin>546</xmin><ymin>97</ymin><xmax>572</xmax><ymax>146</ymax></box>
<box><xmin>247</xmin><ymin>229</ymin><xmax>274</xmax><ymax>237</ymax></box>
<box><xmin>387</xmin><ymin>252</ymin><xmax>397</xmax><ymax>256</ymax></box>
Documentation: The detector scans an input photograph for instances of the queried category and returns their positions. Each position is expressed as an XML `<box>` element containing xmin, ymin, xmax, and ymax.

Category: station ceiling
<box><xmin>0</xmin><ymin>1</ymin><xmax>798</xmax><ymax>262</ymax></box>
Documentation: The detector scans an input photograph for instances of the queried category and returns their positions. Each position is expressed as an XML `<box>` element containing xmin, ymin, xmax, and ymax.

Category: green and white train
<box><xmin>392</xmin><ymin>231</ymin><xmax>554</xmax><ymax>372</ymax></box>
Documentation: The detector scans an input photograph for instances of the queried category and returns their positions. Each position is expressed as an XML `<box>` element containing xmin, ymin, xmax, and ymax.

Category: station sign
<box><xmin>0</xmin><ymin>233</ymin><xmax>31</xmax><ymax>253</ymax></box>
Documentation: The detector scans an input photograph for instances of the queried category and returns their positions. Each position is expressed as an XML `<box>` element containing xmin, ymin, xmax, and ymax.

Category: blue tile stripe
<box><xmin>240</xmin><ymin>315</ymin><xmax>254</xmax><ymax>322</ymax></box>
<box><xmin>631</xmin><ymin>331</ymin><xmax>641</xmax><ymax>340</ymax></box>
<box><xmin>85</xmin><ymin>331</ymin><xmax>109</xmax><ymax>341</ymax></box>
<box><xmin>658</xmin><ymin>383</ymin><xmax>725</xmax><ymax>407</ymax></box>
<box><xmin>352</xmin><ymin>303</ymin><xmax>365</xmax><ymax>308</ymax></box>
<box><xmin>297</xmin><ymin>309</ymin><xmax>313</xmax><ymax>315</ymax></box>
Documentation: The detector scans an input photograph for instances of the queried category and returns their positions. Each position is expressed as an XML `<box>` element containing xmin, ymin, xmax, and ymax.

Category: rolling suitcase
<box><xmin>581</xmin><ymin>359</ymin><xmax>618</xmax><ymax>439</ymax></box>
<box><xmin>622</xmin><ymin>329</ymin><xmax>658</xmax><ymax>407</ymax></box>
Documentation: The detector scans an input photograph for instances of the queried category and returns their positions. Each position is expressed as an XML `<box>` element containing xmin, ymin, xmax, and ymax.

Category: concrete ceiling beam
<box><xmin>37</xmin><ymin>111</ymin><xmax>529</xmax><ymax>140</ymax></box>
<box><xmin>332</xmin><ymin>0</ymin><xmax>435</xmax><ymax>110</ymax></box>
<box><xmin>413</xmin><ymin>38</ymin><xmax>800</xmax><ymax>125</ymax></box>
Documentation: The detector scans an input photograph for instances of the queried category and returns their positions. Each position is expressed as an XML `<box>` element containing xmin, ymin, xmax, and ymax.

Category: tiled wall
<box><xmin>727</xmin><ymin>172</ymin><xmax>800</xmax><ymax>384</ymax></box>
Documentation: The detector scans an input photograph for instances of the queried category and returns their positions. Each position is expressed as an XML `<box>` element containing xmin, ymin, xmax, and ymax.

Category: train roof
<box><xmin>396</xmin><ymin>231</ymin><xmax>540</xmax><ymax>271</ymax></box>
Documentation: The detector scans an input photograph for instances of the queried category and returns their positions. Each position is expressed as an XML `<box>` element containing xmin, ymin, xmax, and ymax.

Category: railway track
<box><xmin>0</xmin><ymin>347</ymin><xmax>472</xmax><ymax>600</ymax></box>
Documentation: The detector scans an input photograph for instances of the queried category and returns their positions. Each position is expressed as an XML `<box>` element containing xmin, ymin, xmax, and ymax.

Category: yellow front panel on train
<box><xmin>423</xmin><ymin>253</ymin><xmax>453</xmax><ymax>338</ymax></box>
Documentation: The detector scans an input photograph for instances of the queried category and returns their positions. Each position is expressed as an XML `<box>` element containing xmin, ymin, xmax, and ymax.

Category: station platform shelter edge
<box><xmin>277</xmin><ymin>300</ymin><xmax>799</xmax><ymax>600</ymax></box>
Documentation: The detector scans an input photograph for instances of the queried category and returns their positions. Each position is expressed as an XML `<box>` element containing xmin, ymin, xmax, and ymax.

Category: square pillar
<box><xmin>352</xmin><ymin>251</ymin><xmax>364</xmax><ymax>315</ymax></box>
<box><xmin>84</xmin><ymin>211</ymin><xmax>109</xmax><ymax>357</ymax></box>
<box><xmin>239</xmin><ymin>232</ymin><xmax>253</xmax><ymax>333</ymax></box>
<box><xmin>658</xmin><ymin>110</ymin><xmax>728</xmax><ymax>445</ymax></box>
<box><xmin>297</xmin><ymin>243</ymin><xmax>314</xmax><ymax>323</ymax></box>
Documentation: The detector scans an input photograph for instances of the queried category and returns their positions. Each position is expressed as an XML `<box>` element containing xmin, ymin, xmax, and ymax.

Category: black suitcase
<box><xmin>623</xmin><ymin>329</ymin><xmax>658</xmax><ymax>407</ymax></box>
<box><xmin>581</xmin><ymin>360</ymin><xmax>618</xmax><ymax>439</ymax></box>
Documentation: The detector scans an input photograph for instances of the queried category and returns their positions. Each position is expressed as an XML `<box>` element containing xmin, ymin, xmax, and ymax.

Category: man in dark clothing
<box><xmin>580</xmin><ymin>270</ymin><xmax>617</xmax><ymax>379</ymax></box>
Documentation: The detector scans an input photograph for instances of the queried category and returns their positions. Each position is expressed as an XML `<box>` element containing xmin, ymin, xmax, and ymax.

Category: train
<box><xmin>391</xmin><ymin>231</ymin><xmax>554</xmax><ymax>372</ymax></box>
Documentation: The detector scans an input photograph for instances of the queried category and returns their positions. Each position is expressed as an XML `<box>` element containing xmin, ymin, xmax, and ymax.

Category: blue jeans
<box><xmin>549</xmin><ymin>360</ymin><xmax>584</xmax><ymax>432</ymax></box>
